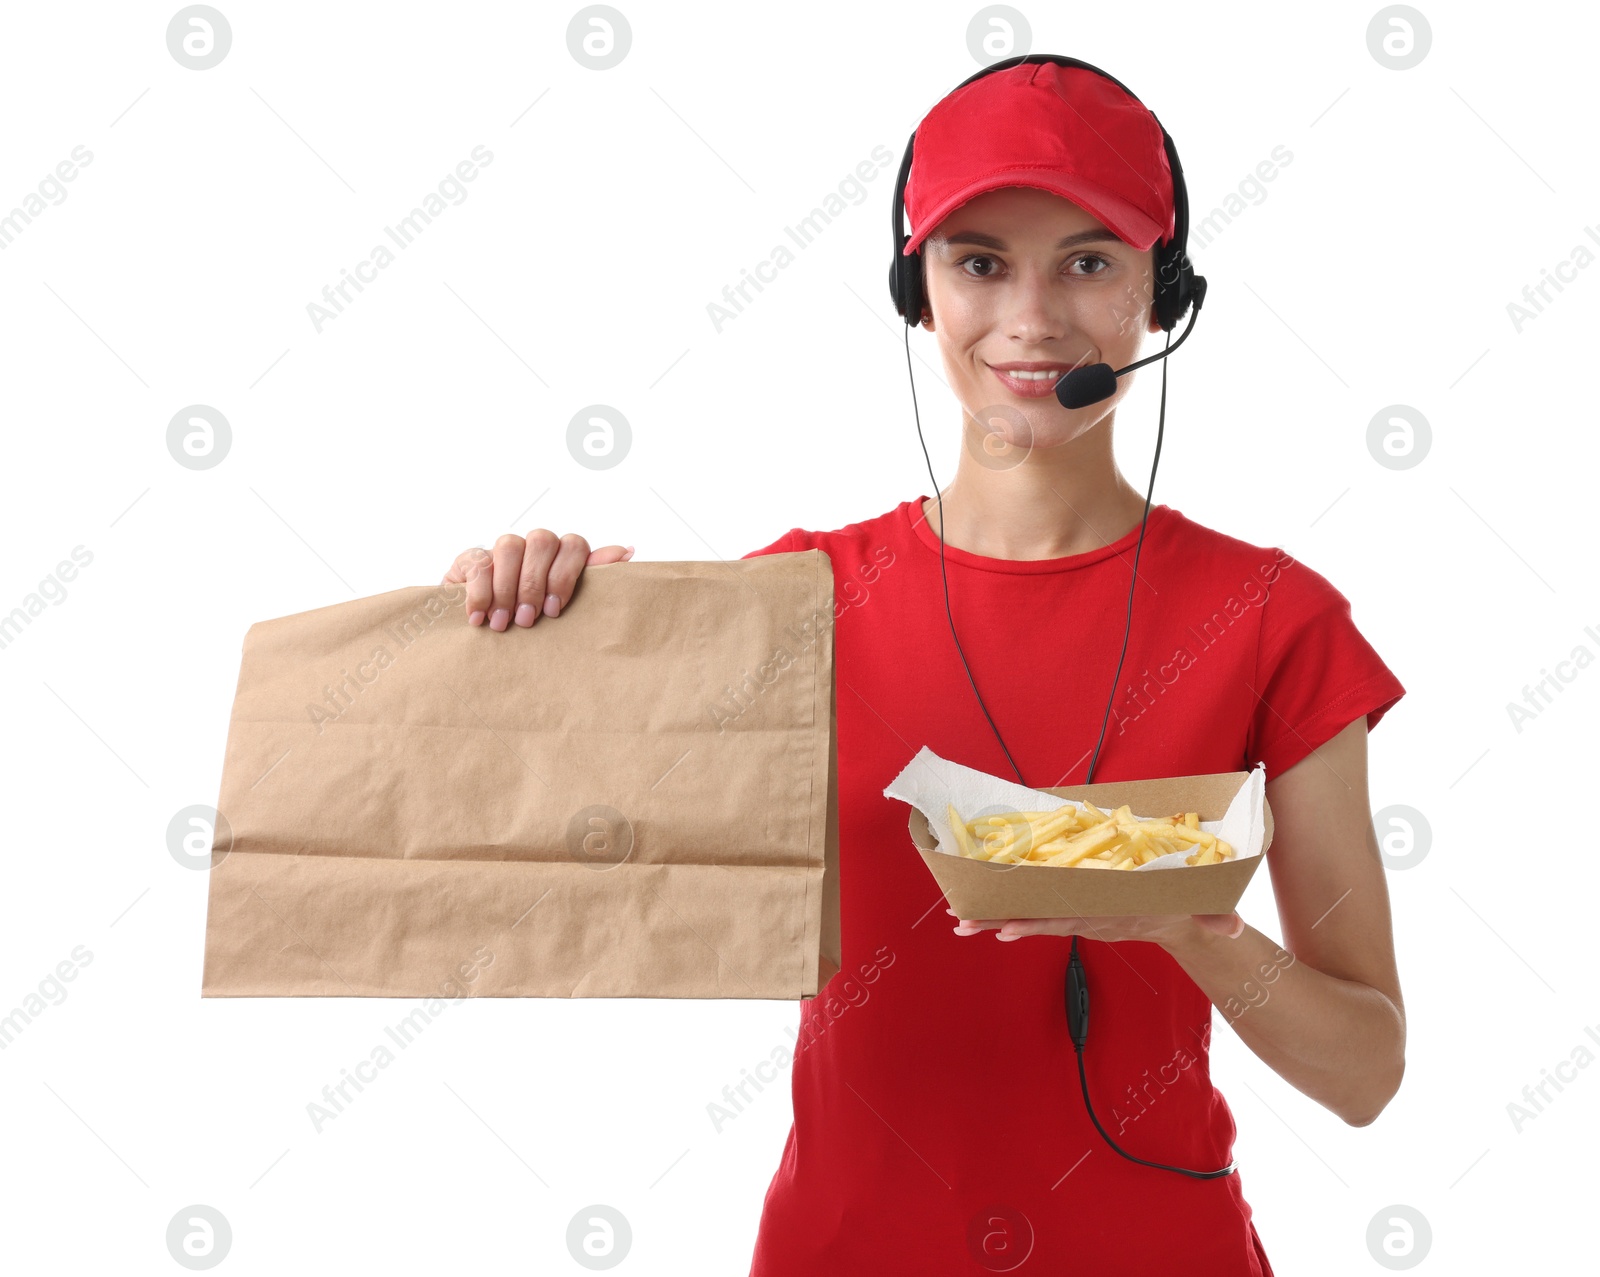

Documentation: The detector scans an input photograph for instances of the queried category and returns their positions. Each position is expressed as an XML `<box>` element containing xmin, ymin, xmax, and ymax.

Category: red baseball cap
<box><xmin>902</xmin><ymin>60</ymin><xmax>1175</xmax><ymax>256</ymax></box>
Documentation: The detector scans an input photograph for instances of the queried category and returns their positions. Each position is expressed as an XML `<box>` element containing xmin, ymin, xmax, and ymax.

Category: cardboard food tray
<box><xmin>907</xmin><ymin>771</ymin><xmax>1274</xmax><ymax>920</ymax></box>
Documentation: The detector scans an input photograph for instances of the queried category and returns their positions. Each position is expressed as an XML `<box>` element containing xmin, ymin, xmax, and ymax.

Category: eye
<box><xmin>1072</xmin><ymin>253</ymin><xmax>1112</xmax><ymax>276</ymax></box>
<box><xmin>955</xmin><ymin>253</ymin><xmax>1002</xmax><ymax>278</ymax></box>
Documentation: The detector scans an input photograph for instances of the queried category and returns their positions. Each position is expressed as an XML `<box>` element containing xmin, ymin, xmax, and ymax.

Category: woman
<box><xmin>442</xmin><ymin>57</ymin><xmax>1405</xmax><ymax>1276</ymax></box>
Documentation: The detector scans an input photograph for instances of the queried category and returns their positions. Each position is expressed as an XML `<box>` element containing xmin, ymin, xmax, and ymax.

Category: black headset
<box><xmin>889</xmin><ymin>53</ymin><xmax>1234</xmax><ymax>1181</ymax></box>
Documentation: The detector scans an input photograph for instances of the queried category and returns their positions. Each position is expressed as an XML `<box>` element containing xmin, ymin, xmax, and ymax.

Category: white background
<box><xmin>1</xmin><ymin>1</ymin><xmax>1594</xmax><ymax>1272</ymax></box>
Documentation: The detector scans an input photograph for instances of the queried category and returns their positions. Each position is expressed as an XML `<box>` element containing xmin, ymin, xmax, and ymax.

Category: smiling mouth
<box><xmin>987</xmin><ymin>364</ymin><xmax>1078</xmax><ymax>398</ymax></box>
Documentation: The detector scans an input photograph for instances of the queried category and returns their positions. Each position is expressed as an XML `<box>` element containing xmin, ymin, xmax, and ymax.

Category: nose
<box><xmin>1000</xmin><ymin>264</ymin><xmax>1072</xmax><ymax>347</ymax></box>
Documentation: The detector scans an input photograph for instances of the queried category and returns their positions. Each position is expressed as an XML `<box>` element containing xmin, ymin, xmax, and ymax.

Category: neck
<box><xmin>919</xmin><ymin>409</ymin><xmax>1151</xmax><ymax>560</ymax></box>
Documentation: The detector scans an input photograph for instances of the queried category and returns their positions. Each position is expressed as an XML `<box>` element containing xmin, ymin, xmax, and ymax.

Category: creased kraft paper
<box><xmin>201</xmin><ymin>552</ymin><xmax>840</xmax><ymax>1000</ymax></box>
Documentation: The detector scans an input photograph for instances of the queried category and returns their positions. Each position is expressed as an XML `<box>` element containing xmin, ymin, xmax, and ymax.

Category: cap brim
<box><xmin>904</xmin><ymin>169</ymin><xmax>1165</xmax><ymax>256</ymax></box>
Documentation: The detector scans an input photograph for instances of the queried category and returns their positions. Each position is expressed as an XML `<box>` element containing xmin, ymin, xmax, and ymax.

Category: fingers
<box><xmin>946</xmin><ymin>911</ymin><xmax>1239</xmax><ymax>945</ymax></box>
<box><xmin>442</xmin><ymin>545</ymin><xmax>489</xmax><ymax>586</ymax></box>
<box><xmin>444</xmin><ymin>547</ymin><xmax>494</xmax><ymax>625</ymax></box>
<box><xmin>587</xmin><ymin>543</ymin><xmax>635</xmax><ymax>566</ymax></box>
<box><xmin>451</xmin><ymin>533</ymin><xmax>636</xmax><ymax>631</ymax></box>
<box><xmin>946</xmin><ymin>908</ymin><xmax>1074</xmax><ymax>941</ymax></box>
<box><xmin>507</xmin><ymin>529</ymin><xmax>557</xmax><ymax>628</ymax></box>
<box><xmin>948</xmin><ymin>911</ymin><xmax>1007</xmax><ymax>935</ymax></box>
<box><xmin>486</xmin><ymin>533</ymin><xmax>529</xmax><ymax>631</ymax></box>
<box><xmin>955</xmin><ymin>917</ymin><xmax>1050</xmax><ymax>940</ymax></box>
<box><xmin>538</xmin><ymin>532</ymin><xmax>592</xmax><ymax>621</ymax></box>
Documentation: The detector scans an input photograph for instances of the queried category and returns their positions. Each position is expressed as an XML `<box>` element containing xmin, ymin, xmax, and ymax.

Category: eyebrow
<box><xmin>938</xmin><ymin>229</ymin><xmax>1122</xmax><ymax>250</ymax></box>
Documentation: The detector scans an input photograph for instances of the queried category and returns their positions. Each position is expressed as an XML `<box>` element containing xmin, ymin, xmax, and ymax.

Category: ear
<box><xmin>1146</xmin><ymin>307</ymin><xmax>1163</xmax><ymax>336</ymax></box>
<box><xmin>920</xmin><ymin>307</ymin><xmax>935</xmax><ymax>331</ymax></box>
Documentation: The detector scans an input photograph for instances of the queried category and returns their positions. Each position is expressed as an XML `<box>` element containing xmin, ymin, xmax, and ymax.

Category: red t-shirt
<box><xmin>738</xmin><ymin>495</ymin><xmax>1405</xmax><ymax>1276</ymax></box>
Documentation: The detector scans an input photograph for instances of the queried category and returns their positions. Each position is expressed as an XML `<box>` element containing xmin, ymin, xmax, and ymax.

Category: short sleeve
<box><xmin>740</xmin><ymin>528</ymin><xmax>806</xmax><ymax>559</ymax></box>
<box><xmin>1244</xmin><ymin>553</ymin><xmax>1406</xmax><ymax>781</ymax></box>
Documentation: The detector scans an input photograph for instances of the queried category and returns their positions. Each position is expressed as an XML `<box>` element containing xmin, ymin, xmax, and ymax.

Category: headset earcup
<box><xmin>1153</xmin><ymin>245</ymin><xmax>1190</xmax><ymax>332</ymax></box>
<box><xmin>890</xmin><ymin>246</ymin><xmax>924</xmax><ymax>327</ymax></box>
<box><xmin>903</xmin><ymin>252</ymin><xmax>924</xmax><ymax>326</ymax></box>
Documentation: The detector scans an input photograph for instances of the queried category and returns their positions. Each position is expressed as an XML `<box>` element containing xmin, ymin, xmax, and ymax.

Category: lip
<box><xmin>987</xmin><ymin>361</ymin><xmax>1079</xmax><ymax>399</ymax></box>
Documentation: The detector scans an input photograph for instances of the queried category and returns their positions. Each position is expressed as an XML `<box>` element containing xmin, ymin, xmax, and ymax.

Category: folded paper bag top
<box><xmin>884</xmin><ymin>748</ymin><xmax>1271</xmax><ymax>920</ymax></box>
<box><xmin>201</xmin><ymin>554</ymin><xmax>840</xmax><ymax>999</ymax></box>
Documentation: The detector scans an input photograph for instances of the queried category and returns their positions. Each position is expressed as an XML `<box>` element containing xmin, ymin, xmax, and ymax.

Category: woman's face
<box><xmin>920</xmin><ymin>185</ymin><xmax>1162</xmax><ymax>451</ymax></box>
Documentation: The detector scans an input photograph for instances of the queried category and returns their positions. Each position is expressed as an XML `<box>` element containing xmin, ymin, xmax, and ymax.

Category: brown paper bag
<box><xmin>200</xmin><ymin>552</ymin><xmax>840</xmax><ymax>1000</ymax></box>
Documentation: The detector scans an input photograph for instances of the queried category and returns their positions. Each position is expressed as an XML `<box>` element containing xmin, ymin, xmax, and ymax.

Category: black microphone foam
<box><xmin>1056</xmin><ymin>362</ymin><xmax>1118</xmax><ymax>409</ymax></box>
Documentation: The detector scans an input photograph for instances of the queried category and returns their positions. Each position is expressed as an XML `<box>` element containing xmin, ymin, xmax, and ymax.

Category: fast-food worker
<box><xmin>733</xmin><ymin>59</ymin><xmax>1407</xmax><ymax>1275</ymax></box>
<box><xmin>442</xmin><ymin>54</ymin><xmax>1408</xmax><ymax>1277</ymax></box>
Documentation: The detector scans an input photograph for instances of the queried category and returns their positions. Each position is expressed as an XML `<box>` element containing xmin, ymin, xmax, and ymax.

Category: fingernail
<box><xmin>514</xmin><ymin>603</ymin><xmax>536</xmax><ymax>627</ymax></box>
<box><xmin>544</xmin><ymin>593</ymin><xmax>560</xmax><ymax>618</ymax></box>
<box><xmin>490</xmin><ymin>608</ymin><xmax>509</xmax><ymax>631</ymax></box>
<box><xmin>622</xmin><ymin>545</ymin><xmax>635</xmax><ymax>560</ymax></box>
<box><xmin>468</xmin><ymin>610</ymin><xmax>485</xmax><ymax>626</ymax></box>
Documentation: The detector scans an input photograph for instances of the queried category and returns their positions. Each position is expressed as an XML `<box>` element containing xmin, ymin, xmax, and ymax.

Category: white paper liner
<box><xmin>883</xmin><ymin>747</ymin><xmax>1266</xmax><ymax>871</ymax></box>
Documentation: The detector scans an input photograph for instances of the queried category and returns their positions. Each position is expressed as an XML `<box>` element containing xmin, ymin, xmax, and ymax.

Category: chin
<box><xmin>966</xmin><ymin>400</ymin><xmax>1103</xmax><ymax>456</ymax></box>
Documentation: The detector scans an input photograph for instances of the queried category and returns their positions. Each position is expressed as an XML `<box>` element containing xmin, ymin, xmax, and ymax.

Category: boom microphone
<box><xmin>1056</xmin><ymin>275</ymin><xmax>1208</xmax><ymax>409</ymax></box>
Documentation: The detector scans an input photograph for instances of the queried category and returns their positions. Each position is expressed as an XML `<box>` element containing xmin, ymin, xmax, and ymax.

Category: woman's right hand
<box><xmin>442</xmin><ymin>531</ymin><xmax>635</xmax><ymax>630</ymax></box>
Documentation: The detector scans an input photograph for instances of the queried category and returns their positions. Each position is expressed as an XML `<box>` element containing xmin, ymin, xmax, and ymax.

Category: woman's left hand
<box><xmin>948</xmin><ymin>907</ymin><xmax>1244</xmax><ymax>949</ymax></box>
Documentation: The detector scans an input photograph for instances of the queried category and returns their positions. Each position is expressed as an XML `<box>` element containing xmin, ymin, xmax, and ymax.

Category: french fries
<box><xmin>944</xmin><ymin>800</ymin><xmax>1235</xmax><ymax>870</ymax></box>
